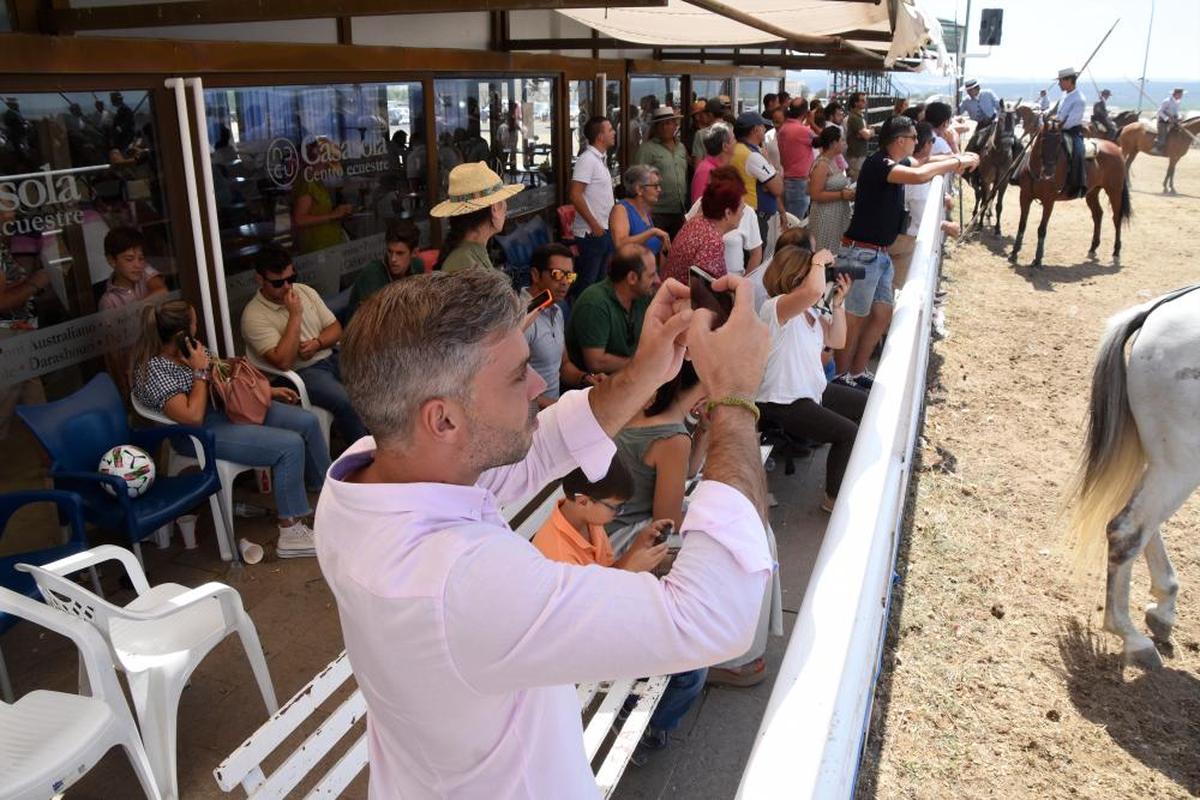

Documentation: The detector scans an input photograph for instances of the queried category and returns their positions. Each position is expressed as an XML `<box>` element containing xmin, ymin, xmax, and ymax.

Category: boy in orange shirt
<box><xmin>532</xmin><ymin>459</ymin><xmax>706</xmax><ymax>764</ymax></box>
<box><xmin>532</xmin><ymin>459</ymin><xmax>668</xmax><ymax>572</ymax></box>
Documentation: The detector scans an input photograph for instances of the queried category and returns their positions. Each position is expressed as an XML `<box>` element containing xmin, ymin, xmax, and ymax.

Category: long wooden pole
<box><xmin>683</xmin><ymin>0</ymin><xmax>886</xmax><ymax>63</ymax></box>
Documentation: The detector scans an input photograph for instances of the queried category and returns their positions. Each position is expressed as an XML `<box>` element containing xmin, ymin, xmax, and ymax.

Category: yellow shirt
<box><xmin>240</xmin><ymin>282</ymin><xmax>336</xmax><ymax>369</ymax></box>
<box><xmin>531</xmin><ymin>501</ymin><xmax>615</xmax><ymax>568</ymax></box>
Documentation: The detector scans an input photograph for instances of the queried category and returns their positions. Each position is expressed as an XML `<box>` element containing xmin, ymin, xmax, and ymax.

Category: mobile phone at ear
<box><xmin>526</xmin><ymin>288</ymin><xmax>554</xmax><ymax>314</ymax></box>
<box><xmin>174</xmin><ymin>331</ymin><xmax>192</xmax><ymax>358</ymax></box>
<box><xmin>688</xmin><ymin>266</ymin><xmax>734</xmax><ymax>328</ymax></box>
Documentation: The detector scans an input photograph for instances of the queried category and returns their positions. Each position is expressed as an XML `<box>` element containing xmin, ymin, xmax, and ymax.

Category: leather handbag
<box><xmin>209</xmin><ymin>357</ymin><xmax>272</xmax><ymax>424</ymax></box>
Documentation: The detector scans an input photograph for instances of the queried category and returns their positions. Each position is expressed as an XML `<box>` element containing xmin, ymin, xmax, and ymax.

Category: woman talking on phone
<box><xmin>755</xmin><ymin>245</ymin><xmax>863</xmax><ymax>513</ymax></box>
<box><xmin>131</xmin><ymin>300</ymin><xmax>332</xmax><ymax>557</ymax></box>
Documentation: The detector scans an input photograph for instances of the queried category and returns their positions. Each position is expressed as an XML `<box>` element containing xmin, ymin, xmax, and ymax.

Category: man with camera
<box><xmin>832</xmin><ymin>116</ymin><xmax>977</xmax><ymax>391</ymax></box>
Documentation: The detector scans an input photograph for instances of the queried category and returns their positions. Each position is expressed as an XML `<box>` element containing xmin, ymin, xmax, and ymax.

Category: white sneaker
<box><xmin>277</xmin><ymin>521</ymin><xmax>317</xmax><ymax>558</ymax></box>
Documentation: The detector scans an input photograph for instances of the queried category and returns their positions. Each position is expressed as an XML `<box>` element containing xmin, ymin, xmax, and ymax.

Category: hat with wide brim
<box><xmin>1057</xmin><ymin>67</ymin><xmax>1078</xmax><ymax>80</ymax></box>
<box><xmin>648</xmin><ymin>107</ymin><xmax>683</xmax><ymax>124</ymax></box>
<box><xmin>963</xmin><ymin>79</ymin><xmax>979</xmax><ymax>90</ymax></box>
<box><xmin>430</xmin><ymin>162</ymin><xmax>525</xmax><ymax>218</ymax></box>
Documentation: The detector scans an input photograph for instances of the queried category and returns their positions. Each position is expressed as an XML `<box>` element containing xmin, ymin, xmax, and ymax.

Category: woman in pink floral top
<box><xmin>661</xmin><ymin>166</ymin><xmax>746</xmax><ymax>283</ymax></box>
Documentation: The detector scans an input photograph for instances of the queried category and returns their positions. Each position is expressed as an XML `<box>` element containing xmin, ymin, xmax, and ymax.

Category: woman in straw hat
<box><xmin>431</xmin><ymin>162</ymin><xmax>524</xmax><ymax>273</ymax></box>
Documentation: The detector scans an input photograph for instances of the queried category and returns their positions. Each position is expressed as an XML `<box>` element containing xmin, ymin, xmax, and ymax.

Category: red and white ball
<box><xmin>98</xmin><ymin>445</ymin><xmax>156</xmax><ymax>498</ymax></box>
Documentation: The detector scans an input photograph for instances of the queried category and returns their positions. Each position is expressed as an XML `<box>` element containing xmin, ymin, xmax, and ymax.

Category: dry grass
<box><xmin>859</xmin><ymin>155</ymin><xmax>1200</xmax><ymax>799</ymax></box>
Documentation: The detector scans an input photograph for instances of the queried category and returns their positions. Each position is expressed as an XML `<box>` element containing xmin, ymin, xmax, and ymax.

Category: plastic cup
<box><xmin>153</xmin><ymin>524</ymin><xmax>172</xmax><ymax>549</ymax></box>
<box><xmin>238</xmin><ymin>538</ymin><xmax>264</xmax><ymax>565</ymax></box>
<box><xmin>176</xmin><ymin>514</ymin><xmax>199</xmax><ymax>550</ymax></box>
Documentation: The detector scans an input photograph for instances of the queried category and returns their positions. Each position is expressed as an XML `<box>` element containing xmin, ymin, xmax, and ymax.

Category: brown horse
<box><xmin>1010</xmin><ymin>126</ymin><xmax>1131</xmax><ymax>267</ymax></box>
<box><xmin>1085</xmin><ymin>110</ymin><xmax>1139</xmax><ymax>141</ymax></box>
<box><xmin>1119</xmin><ymin>115</ymin><xmax>1200</xmax><ymax>194</ymax></box>
<box><xmin>969</xmin><ymin>103</ymin><xmax>1019</xmax><ymax>234</ymax></box>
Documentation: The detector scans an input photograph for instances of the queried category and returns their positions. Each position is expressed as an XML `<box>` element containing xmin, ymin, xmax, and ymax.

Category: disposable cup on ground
<box><xmin>176</xmin><ymin>514</ymin><xmax>199</xmax><ymax>550</ymax></box>
<box><xmin>238</xmin><ymin>538</ymin><xmax>264</xmax><ymax>565</ymax></box>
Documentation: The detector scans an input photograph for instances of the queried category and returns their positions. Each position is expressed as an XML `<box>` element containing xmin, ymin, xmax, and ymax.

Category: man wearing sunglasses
<box><xmin>522</xmin><ymin>243</ymin><xmax>591</xmax><ymax>408</ymax></box>
<box><xmin>241</xmin><ymin>244</ymin><xmax>369</xmax><ymax>446</ymax></box>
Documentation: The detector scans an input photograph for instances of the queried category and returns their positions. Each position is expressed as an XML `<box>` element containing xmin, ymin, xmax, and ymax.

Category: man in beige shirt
<box><xmin>241</xmin><ymin>244</ymin><xmax>368</xmax><ymax>444</ymax></box>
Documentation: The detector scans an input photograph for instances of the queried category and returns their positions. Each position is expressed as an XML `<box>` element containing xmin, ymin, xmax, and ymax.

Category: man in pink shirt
<box><xmin>690</xmin><ymin>122</ymin><xmax>735</xmax><ymax>204</ymax></box>
<box><xmin>317</xmin><ymin>267</ymin><xmax>772</xmax><ymax>798</ymax></box>
<box><xmin>777</xmin><ymin>98</ymin><xmax>816</xmax><ymax>221</ymax></box>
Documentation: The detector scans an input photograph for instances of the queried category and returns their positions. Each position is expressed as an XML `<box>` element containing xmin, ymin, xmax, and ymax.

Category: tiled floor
<box><xmin>1</xmin><ymin>447</ymin><xmax>831</xmax><ymax>799</ymax></box>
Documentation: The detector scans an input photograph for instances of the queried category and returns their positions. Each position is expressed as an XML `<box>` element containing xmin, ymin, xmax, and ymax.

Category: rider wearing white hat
<box><xmin>959</xmin><ymin>78</ymin><xmax>1001</xmax><ymax>155</ymax></box>
<box><xmin>431</xmin><ymin>162</ymin><xmax>525</xmax><ymax>273</ymax></box>
<box><xmin>1053</xmin><ymin>67</ymin><xmax>1088</xmax><ymax>199</ymax></box>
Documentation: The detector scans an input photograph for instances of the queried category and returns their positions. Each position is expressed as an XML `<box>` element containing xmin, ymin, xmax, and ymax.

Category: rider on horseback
<box><xmin>1092</xmin><ymin>89</ymin><xmax>1116</xmax><ymax>141</ymax></box>
<box><xmin>959</xmin><ymin>78</ymin><xmax>1000</xmax><ymax>155</ymax></box>
<box><xmin>1154</xmin><ymin>88</ymin><xmax>1184</xmax><ymax>156</ymax></box>
<box><xmin>1052</xmin><ymin>67</ymin><xmax>1087</xmax><ymax>200</ymax></box>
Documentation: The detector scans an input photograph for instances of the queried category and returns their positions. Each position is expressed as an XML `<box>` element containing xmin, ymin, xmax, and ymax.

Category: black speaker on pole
<box><xmin>979</xmin><ymin>9</ymin><xmax>1003</xmax><ymax>46</ymax></box>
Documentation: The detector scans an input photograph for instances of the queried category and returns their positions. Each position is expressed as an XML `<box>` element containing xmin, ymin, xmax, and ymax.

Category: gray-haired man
<box><xmin>319</xmin><ymin>267</ymin><xmax>773</xmax><ymax>798</ymax></box>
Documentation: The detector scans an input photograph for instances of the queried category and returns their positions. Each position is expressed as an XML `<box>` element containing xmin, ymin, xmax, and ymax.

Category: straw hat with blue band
<box><xmin>430</xmin><ymin>162</ymin><xmax>525</xmax><ymax>218</ymax></box>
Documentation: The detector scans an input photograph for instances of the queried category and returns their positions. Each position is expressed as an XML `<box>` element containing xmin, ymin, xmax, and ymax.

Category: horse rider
<box><xmin>1037</xmin><ymin>90</ymin><xmax>1050</xmax><ymax>113</ymax></box>
<box><xmin>959</xmin><ymin>78</ymin><xmax>1000</xmax><ymax>154</ymax></box>
<box><xmin>1154</xmin><ymin>88</ymin><xmax>1184</xmax><ymax>155</ymax></box>
<box><xmin>1052</xmin><ymin>67</ymin><xmax>1087</xmax><ymax>200</ymax></box>
<box><xmin>1092</xmin><ymin>89</ymin><xmax>1116</xmax><ymax>140</ymax></box>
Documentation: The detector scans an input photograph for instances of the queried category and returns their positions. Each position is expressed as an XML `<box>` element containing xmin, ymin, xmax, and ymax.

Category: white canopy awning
<box><xmin>558</xmin><ymin>0</ymin><xmax>947</xmax><ymax>70</ymax></box>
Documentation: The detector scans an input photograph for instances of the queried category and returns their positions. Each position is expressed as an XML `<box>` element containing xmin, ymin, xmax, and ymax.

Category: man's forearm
<box><xmin>697</xmin><ymin>404</ymin><xmax>766</xmax><ymax>522</ymax></box>
<box><xmin>587</xmin><ymin>357</ymin><xmax>658</xmax><ymax>437</ymax></box>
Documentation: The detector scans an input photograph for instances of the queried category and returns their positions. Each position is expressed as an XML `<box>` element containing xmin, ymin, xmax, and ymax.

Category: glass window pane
<box><xmin>738</xmin><ymin>79</ymin><xmax>762</xmax><ymax>114</ymax></box>
<box><xmin>1</xmin><ymin>89</ymin><xmax>180</xmax><ymax>482</ymax></box>
<box><xmin>203</xmin><ymin>81</ymin><xmax>425</xmax><ymax>352</ymax></box>
<box><xmin>605</xmin><ymin>80</ymin><xmax>623</xmax><ymax>179</ymax></box>
<box><xmin>569</xmin><ymin>80</ymin><xmax>593</xmax><ymax>164</ymax></box>
<box><xmin>432</xmin><ymin>76</ymin><xmax>556</xmax><ymax>218</ymax></box>
<box><xmin>0</xmin><ymin>3</ymin><xmax>10</xmax><ymax>32</ymax></box>
<box><xmin>629</xmin><ymin>75</ymin><xmax>683</xmax><ymax>151</ymax></box>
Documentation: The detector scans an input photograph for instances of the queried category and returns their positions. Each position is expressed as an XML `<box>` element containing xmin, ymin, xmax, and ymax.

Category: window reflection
<box><xmin>1</xmin><ymin>90</ymin><xmax>178</xmax><ymax>482</ymax></box>
<box><xmin>569</xmin><ymin>80</ymin><xmax>594</xmax><ymax>163</ymax></box>
<box><xmin>629</xmin><ymin>76</ymin><xmax>682</xmax><ymax>152</ymax></box>
<box><xmin>203</xmin><ymin>82</ymin><xmax>425</xmax><ymax>350</ymax></box>
<box><xmin>605</xmin><ymin>80</ymin><xmax>623</xmax><ymax>179</ymax></box>
<box><xmin>432</xmin><ymin>77</ymin><xmax>556</xmax><ymax>217</ymax></box>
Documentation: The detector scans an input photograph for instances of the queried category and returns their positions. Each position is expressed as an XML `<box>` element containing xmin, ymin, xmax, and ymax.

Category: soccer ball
<box><xmin>98</xmin><ymin>445</ymin><xmax>156</xmax><ymax>498</ymax></box>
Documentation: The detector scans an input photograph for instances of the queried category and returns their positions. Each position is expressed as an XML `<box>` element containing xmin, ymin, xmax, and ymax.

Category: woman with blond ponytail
<box><xmin>132</xmin><ymin>300</ymin><xmax>332</xmax><ymax>558</ymax></box>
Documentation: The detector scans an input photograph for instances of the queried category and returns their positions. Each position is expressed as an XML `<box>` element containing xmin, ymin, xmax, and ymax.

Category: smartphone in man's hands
<box><xmin>526</xmin><ymin>288</ymin><xmax>554</xmax><ymax>314</ymax></box>
<box><xmin>688</xmin><ymin>266</ymin><xmax>734</xmax><ymax>328</ymax></box>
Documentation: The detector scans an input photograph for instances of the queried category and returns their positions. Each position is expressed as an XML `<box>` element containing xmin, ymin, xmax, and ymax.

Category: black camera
<box><xmin>825</xmin><ymin>265</ymin><xmax>867</xmax><ymax>282</ymax></box>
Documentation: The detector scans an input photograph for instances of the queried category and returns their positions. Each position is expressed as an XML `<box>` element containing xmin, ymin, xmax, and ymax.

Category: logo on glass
<box><xmin>266</xmin><ymin>138</ymin><xmax>299</xmax><ymax>189</ymax></box>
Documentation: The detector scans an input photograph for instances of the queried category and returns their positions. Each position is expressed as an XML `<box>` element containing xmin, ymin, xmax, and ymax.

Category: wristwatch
<box><xmin>193</xmin><ymin>368</ymin><xmax>210</xmax><ymax>382</ymax></box>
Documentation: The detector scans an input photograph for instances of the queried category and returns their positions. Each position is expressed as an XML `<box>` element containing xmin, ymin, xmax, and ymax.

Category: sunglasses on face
<box><xmin>546</xmin><ymin>268</ymin><xmax>577</xmax><ymax>283</ymax></box>
<box><xmin>266</xmin><ymin>275</ymin><xmax>297</xmax><ymax>288</ymax></box>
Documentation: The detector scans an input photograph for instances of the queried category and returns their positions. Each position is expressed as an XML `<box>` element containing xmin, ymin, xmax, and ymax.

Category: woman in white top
<box><xmin>755</xmin><ymin>245</ymin><xmax>863</xmax><ymax>512</ymax></box>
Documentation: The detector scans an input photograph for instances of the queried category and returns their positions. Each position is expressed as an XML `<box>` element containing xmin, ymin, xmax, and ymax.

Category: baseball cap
<box><xmin>735</xmin><ymin>110</ymin><xmax>771</xmax><ymax>129</ymax></box>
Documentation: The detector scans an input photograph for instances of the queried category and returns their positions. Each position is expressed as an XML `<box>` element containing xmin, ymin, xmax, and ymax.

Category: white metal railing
<box><xmin>737</xmin><ymin>175</ymin><xmax>947</xmax><ymax>799</ymax></box>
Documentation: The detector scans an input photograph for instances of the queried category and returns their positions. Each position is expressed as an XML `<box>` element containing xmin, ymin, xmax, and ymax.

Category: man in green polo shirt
<box><xmin>633</xmin><ymin>107</ymin><xmax>688</xmax><ymax>240</ymax></box>
<box><xmin>347</xmin><ymin>218</ymin><xmax>426</xmax><ymax>320</ymax></box>
<box><xmin>565</xmin><ymin>243</ymin><xmax>659</xmax><ymax>376</ymax></box>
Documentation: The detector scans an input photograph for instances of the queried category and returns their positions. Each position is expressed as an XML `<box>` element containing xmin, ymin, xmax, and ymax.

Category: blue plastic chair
<box><xmin>15</xmin><ymin>373</ymin><xmax>223</xmax><ymax>559</ymax></box>
<box><xmin>0</xmin><ymin>490</ymin><xmax>98</xmax><ymax>702</ymax></box>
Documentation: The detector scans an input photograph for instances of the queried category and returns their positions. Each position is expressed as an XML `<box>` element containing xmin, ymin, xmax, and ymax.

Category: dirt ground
<box><xmin>859</xmin><ymin>153</ymin><xmax>1200</xmax><ymax>798</ymax></box>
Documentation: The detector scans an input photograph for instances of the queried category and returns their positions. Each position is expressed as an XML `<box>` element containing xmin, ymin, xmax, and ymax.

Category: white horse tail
<box><xmin>1065</xmin><ymin>303</ymin><xmax>1150</xmax><ymax>574</ymax></box>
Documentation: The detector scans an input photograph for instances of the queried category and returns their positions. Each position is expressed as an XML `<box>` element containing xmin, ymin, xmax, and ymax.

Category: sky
<box><xmin>920</xmin><ymin>0</ymin><xmax>1200</xmax><ymax>81</ymax></box>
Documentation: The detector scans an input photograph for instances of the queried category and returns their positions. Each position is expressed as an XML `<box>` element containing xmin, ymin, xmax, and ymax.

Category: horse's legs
<box><xmin>1009</xmin><ymin>185</ymin><xmax>1031</xmax><ymax>263</ymax></box>
<box><xmin>993</xmin><ymin>180</ymin><xmax>1007</xmax><ymax>236</ymax></box>
<box><xmin>1085</xmin><ymin>188</ymin><xmax>1102</xmax><ymax>257</ymax></box>
<box><xmin>1105</xmin><ymin>463</ymin><xmax>1197</xmax><ymax>668</ymax></box>
<box><xmin>1166</xmin><ymin>159</ymin><xmax>1177</xmax><ymax>194</ymax></box>
<box><xmin>1143</xmin><ymin>531</ymin><xmax>1179</xmax><ymax>642</ymax></box>
<box><xmin>1032</xmin><ymin>199</ymin><xmax>1053</xmax><ymax>267</ymax></box>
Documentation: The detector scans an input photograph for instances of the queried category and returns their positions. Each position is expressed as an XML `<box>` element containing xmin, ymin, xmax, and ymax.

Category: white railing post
<box><xmin>738</xmin><ymin>176</ymin><xmax>947</xmax><ymax>800</ymax></box>
<box><xmin>165</xmin><ymin>77</ymin><xmax>220</xmax><ymax>356</ymax></box>
<box><xmin>186</xmin><ymin>78</ymin><xmax>237</xmax><ymax>359</ymax></box>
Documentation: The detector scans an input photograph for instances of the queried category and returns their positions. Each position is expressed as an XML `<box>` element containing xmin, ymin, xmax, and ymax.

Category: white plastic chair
<box><xmin>244</xmin><ymin>350</ymin><xmax>334</xmax><ymax>448</ymax></box>
<box><xmin>131</xmin><ymin>393</ymin><xmax>248</xmax><ymax>562</ymax></box>
<box><xmin>0</xmin><ymin>587</ymin><xmax>162</xmax><ymax>800</ymax></box>
<box><xmin>18</xmin><ymin>545</ymin><xmax>279</xmax><ymax>800</ymax></box>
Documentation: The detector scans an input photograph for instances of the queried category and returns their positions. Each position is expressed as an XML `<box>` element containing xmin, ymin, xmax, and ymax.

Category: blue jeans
<box><xmin>784</xmin><ymin>177</ymin><xmax>810</xmax><ymax>221</ymax></box>
<box><xmin>649</xmin><ymin>668</ymin><xmax>707</xmax><ymax>733</ymax></box>
<box><xmin>570</xmin><ymin>231</ymin><xmax>613</xmax><ymax>302</ymax></box>
<box><xmin>838</xmin><ymin>244</ymin><xmax>895</xmax><ymax>317</ymax></box>
<box><xmin>297</xmin><ymin>350</ymin><xmax>369</xmax><ymax>444</ymax></box>
<box><xmin>205</xmin><ymin>402</ymin><xmax>331</xmax><ymax>519</ymax></box>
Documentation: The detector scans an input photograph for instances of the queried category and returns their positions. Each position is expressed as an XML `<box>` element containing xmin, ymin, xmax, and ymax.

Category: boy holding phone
<box><xmin>531</xmin><ymin>459</ymin><xmax>706</xmax><ymax>764</ymax></box>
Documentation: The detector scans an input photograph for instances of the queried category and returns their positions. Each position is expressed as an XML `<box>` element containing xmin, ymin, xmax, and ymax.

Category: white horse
<box><xmin>1066</xmin><ymin>285</ymin><xmax>1200</xmax><ymax>669</ymax></box>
